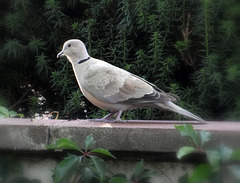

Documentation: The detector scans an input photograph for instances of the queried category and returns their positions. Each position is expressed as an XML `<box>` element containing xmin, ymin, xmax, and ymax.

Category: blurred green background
<box><xmin>0</xmin><ymin>0</ymin><xmax>240</xmax><ymax>121</ymax></box>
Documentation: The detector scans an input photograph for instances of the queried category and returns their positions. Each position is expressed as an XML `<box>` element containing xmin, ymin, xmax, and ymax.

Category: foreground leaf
<box><xmin>46</xmin><ymin>138</ymin><xmax>82</xmax><ymax>152</ymax></box>
<box><xmin>199</xmin><ymin>131</ymin><xmax>211</xmax><ymax>147</ymax></box>
<box><xmin>53</xmin><ymin>155</ymin><xmax>80</xmax><ymax>183</ymax></box>
<box><xmin>90</xmin><ymin>156</ymin><xmax>107</xmax><ymax>182</ymax></box>
<box><xmin>219</xmin><ymin>145</ymin><xmax>233</xmax><ymax>163</ymax></box>
<box><xmin>228</xmin><ymin>164</ymin><xmax>240</xmax><ymax>181</ymax></box>
<box><xmin>231</xmin><ymin>149</ymin><xmax>240</xmax><ymax>161</ymax></box>
<box><xmin>80</xmin><ymin>166</ymin><xmax>97</xmax><ymax>183</ymax></box>
<box><xmin>175</xmin><ymin>124</ymin><xmax>199</xmax><ymax>147</ymax></box>
<box><xmin>85</xmin><ymin>134</ymin><xmax>96</xmax><ymax>151</ymax></box>
<box><xmin>90</xmin><ymin>148</ymin><xmax>116</xmax><ymax>159</ymax></box>
<box><xmin>206</xmin><ymin>150</ymin><xmax>221</xmax><ymax>170</ymax></box>
<box><xmin>178</xmin><ymin>173</ymin><xmax>189</xmax><ymax>183</ymax></box>
<box><xmin>189</xmin><ymin>164</ymin><xmax>212</xmax><ymax>183</ymax></box>
<box><xmin>138</xmin><ymin>169</ymin><xmax>157</xmax><ymax>181</ymax></box>
<box><xmin>10</xmin><ymin>177</ymin><xmax>41</xmax><ymax>183</ymax></box>
<box><xmin>177</xmin><ymin>146</ymin><xmax>196</xmax><ymax>159</ymax></box>
<box><xmin>109</xmin><ymin>177</ymin><xmax>129</xmax><ymax>183</ymax></box>
<box><xmin>134</xmin><ymin>159</ymin><xmax>144</xmax><ymax>180</ymax></box>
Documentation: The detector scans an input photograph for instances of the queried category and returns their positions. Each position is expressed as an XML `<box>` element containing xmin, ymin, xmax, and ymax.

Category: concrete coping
<box><xmin>0</xmin><ymin>118</ymin><xmax>240</xmax><ymax>153</ymax></box>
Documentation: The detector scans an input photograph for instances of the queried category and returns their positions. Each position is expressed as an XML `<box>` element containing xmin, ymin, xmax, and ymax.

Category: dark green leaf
<box><xmin>178</xmin><ymin>173</ymin><xmax>189</xmax><ymax>183</ymax></box>
<box><xmin>90</xmin><ymin>148</ymin><xmax>116</xmax><ymax>159</ymax></box>
<box><xmin>53</xmin><ymin>154</ymin><xmax>80</xmax><ymax>183</ymax></box>
<box><xmin>189</xmin><ymin>164</ymin><xmax>212</xmax><ymax>183</ymax></box>
<box><xmin>138</xmin><ymin>170</ymin><xmax>157</xmax><ymax>181</ymax></box>
<box><xmin>199</xmin><ymin>131</ymin><xmax>211</xmax><ymax>147</ymax></box>
<box><xmin>85</xmin><ymin>134</ymin><xmax>96</xmax><ymax>151</ymax></box>
<box><xmin>10</xmin><ymin>176</ymin><xmax>41</xmax><ymax>183</ymax></box>
<box><xmin>46</xmin><ymin>138</ymin><xmax>82</xmax><ymax>152</ymax></box>
<box><xmin>175</xmin><ymin>124</ymin><xmax>199</xmax><ymax>147</ymax></box>
<box><xmin>80</xmin><ymin>166</ymin><xmax>96</xmax><ymax>183</ymax></box>
<box><xmin>90</xmin><ymin>156</ymin><xmax>106</xmax><ymax>182</ymax></box>
<box><xmin>231</xmin><ymin>149</ymin><xmax>240</xmax><ymax>161</ymax></box>
<box><xmin>133</xmin><ymin>160</ymin><xmax>144</xmax><ymax>180</ymax></box>
<box><xmin>177</xmin><ymin>146</ymin><xmax>196</xmax><ymax>159</ymax></box>
<box><xmin>0</xmin><ymin>157</ymin><xmax>23</xmax><ymax>183</ymax></box>
<box><xmin>109</xmin><ymin>177</ymin><xmax>129</xmax><ymax>183</ymax></box>
<box><xmin>14</xmin><ymin>178</ymin><xmax>41</xmax><ymax>183</ymax></box>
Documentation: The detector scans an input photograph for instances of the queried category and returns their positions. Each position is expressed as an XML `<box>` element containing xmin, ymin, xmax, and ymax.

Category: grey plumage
<box><xmin>57</xmin><ymin>39</ymin><xmax>204</xmax><ymax>122</ymax></box>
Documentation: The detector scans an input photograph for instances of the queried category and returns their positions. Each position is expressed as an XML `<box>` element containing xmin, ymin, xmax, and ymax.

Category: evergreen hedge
<box><xmin>0</xmin><ymin>0</ymin><xmax>239</xmax><ymax>120</ymax></box>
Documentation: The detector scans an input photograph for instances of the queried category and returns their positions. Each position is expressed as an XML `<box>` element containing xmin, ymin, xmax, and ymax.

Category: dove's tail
<box><xmin>156</xmin><ymin>102</ymin><xmax>205</xmax><ymax>123</ymax></box>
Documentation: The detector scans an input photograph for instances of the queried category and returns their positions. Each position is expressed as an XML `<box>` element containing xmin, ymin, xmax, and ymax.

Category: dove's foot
<box><xmin>88</xmin><ymin>110</ymin><xmax>125</xmax><ymax>123</ymax></box>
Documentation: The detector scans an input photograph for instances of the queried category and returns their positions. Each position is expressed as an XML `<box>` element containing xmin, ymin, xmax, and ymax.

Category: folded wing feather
<box><xmin>83</xmin><ymin>60</ymin><xmax>179</xmax><ymax>105</ymax></box>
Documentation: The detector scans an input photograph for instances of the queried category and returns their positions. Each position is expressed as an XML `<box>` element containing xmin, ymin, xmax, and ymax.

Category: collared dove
<box><xmin>57</xmin><ymin>39</ymin><xmax>204</xmax><ymax>122</ymax></box>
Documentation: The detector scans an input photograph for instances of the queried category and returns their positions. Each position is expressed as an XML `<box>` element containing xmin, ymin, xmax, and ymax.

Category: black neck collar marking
<box><xmin>78</xmin><ymin>57</ymin><xmax>90</xmax><ymax>64</ymax></box>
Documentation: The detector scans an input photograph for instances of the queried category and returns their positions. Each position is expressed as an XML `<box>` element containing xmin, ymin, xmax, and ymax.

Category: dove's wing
<box><xmin>82</xmin><ymin>61</ymin><xmax>177</xmax><ymax>105</ymax></box>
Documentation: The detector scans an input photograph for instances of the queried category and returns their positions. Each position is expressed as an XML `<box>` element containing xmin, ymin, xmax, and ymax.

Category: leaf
<box><xmin>178</xmin><ymin>173</ymin><xmax>189</xmax><ymax>183</ymax></box>
<box><xmin>199</xmin><ymin>131</ymin><xmax>211</xmax><ymax>147</ymax></box>
<box><xmin>0</xmin><ymin>106</ymin><xmax>20</xmax><ymax>118</ymax></box>
<box><xmin>109</xmin><ymin>177</ymin><xmax>129</xmax><ymax>183</ymax></box>
<box><xmin>206</xmin><ymin>150</ymin><xmax>221</xmax><ymax>170</ymax></box>
<box><xmin>0</xmin><ymin>106</ymin><xmax>9</xmax><ymax>117</ymax></box>
<box><xmin>10</xmin><ymin>177</ymin><xmax>41</xmax><ymax>183</ymax></box>
<box><xmin>219</xmin><ymin>144</ymin><xmax>232</xmax><ymax>163</ymax></box>
<box><xmin>9</xmin><ymin>110</ymin><xmax>18</xmax><ymax>118</ymax></box>
<box><xmin>228</xmin><ymin>164</ymin><xmax>240</xmax><ymax>181</ymax></box>
<box><xmin>138</xmin><ymin>170</ymin><xmax>157</xmax><ymax>181</ymax></box>
<box><xmin>189</xmin><ymin>164</ymin><xmax>212</xmax><ymax>183</ymax></box>
<box><xmin>46</xmin><ymin>138</ymin><xmax>82</xmax><ymax>152</ymax></box>
<box><xmin>177</xmin><ymin>146</ymin><xmax>196</xmax><ymax>159</ymax></box>
<box><xmin>53</xmin><ymin>155</ymin><xmax>79</xmax><ymax>183</ymax></box>
<box><xmin>231</xmin><ymin>149</ymin><xmax>240</xmax><ymax>161</ymax></box>
<box><xmin>90</xmin><ymin>156</ymin><xmax>107</xmax><ymax>182</ymax></box>
<box><xmin>0</xmin><ymin>157</ymin><xmax>23</xmax><ymax>183</ymax></box>
<box><xmin>90</xmin><ymin>148</ymin><xmax>116</xmax><ymax>159</ymax></box>
<box><xmin>175</xmin><ymin>124</ymin><xmax>199</xmax><ymax>147</ymax></box>
<box><xmin>0</xmin><ymin>113</ymin><xmax>6</xmax><ymax>118</ymax></box>
<box><xmin>134</xmin><ymin>159</ymin><xmax>144</xmax><ymax>180</ymax></box>
<box><xmin>85</xmin><ymin>134</ymin><xmax>96</xmax><ymax>151</ymax></box>
<box><xmin>80</xmin><ymin>166</ymin><xmax>96</xmax><ymax>183</ymax></box>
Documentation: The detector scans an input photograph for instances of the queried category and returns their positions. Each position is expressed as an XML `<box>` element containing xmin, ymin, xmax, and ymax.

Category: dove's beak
<box><xmin>57</xmin><ymin>50</ymin><xmax>64</xmax><ymax>58</ymax></box>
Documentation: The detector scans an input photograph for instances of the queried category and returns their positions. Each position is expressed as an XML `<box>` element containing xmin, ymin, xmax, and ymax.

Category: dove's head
<box><xmin>57</xmin><ymin>39</ymin><xmax>89</xmax><ymax>64</ymax></box>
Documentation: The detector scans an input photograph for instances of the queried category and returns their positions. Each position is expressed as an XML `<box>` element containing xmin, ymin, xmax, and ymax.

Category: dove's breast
<box><xmin>80</xmin><ymin>86</ymin><xmax>132</xmax><ymax>112</ymax></box>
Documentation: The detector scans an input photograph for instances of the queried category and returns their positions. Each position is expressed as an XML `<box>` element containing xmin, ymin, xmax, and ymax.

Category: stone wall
<box><xmin>0</xmin><ymin>119</ymin><xmax>239</xmax><ymax>183</ymax></box>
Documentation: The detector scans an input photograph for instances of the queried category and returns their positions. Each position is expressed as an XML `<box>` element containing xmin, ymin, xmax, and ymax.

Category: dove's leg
<box><xmin>89</xmin><ymin>111</ymin><xmax>117</xmax><ymax>122</ymax></box>
<box><xmin>114</xmin><ymin>110</ymin><xmax>123</xmax><ymax>122</ymax></box>
<box><xmin>89</xmin><ymin>111</ymin><xmax>124</xmax><ymax>122</ymax></box>
<box><xmin>102</xmin><ymin>112</ymin><xmax>118</xmax><ymax>120</ymax></box>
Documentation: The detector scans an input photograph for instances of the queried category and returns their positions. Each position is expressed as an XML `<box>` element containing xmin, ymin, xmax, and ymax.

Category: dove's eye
<box><xmin>68</xmin><ymin>44</ymin><xmax>71</xmax><ymax>47</ymax></box>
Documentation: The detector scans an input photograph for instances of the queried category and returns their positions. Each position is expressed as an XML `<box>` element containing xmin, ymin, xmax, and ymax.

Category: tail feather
<box><xmin>157</xmin><ymin>102</ymin><xmax>205</xmax><ymax>123</ymax></box>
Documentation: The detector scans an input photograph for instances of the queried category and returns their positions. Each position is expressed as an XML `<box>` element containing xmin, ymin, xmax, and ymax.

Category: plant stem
<box><xmin>204</xmin><ymin>0</ymin><xmax>209</xmax><ymax>58</ymax></box>
<box><xmin>161</xmin><ymin>0</ymin><xmax>175</xmax><ymax>51</ymax></box>
<box><xmin>123</xmin><ymin>29</ymin><xmax>127</xmax><ymax>64</ymax></box>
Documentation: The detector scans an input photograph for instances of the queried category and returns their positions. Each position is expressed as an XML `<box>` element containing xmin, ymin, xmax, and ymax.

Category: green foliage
<box><xmin>0</xmin><ymin>106</ymin><xmax>23</xmax><ymax>118</ymax></box>
<box><xmin>0</xmin><ymin>156</ymin><xmax>41</xmax><ymax>183</ymax></box>
<box><xmin>46</xmin><ymin>134</ymin><xmax>155</xmax><ymax>183</ymax></box>
<box><xmin>1</xmin><ymin>0</ymin><xmax>240</xmax><ymax>120</ymax></box>
<box><xmin>176</xmin><ymin>124</ymin><xmax>240</xmax><ymax>183</ymax></box>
